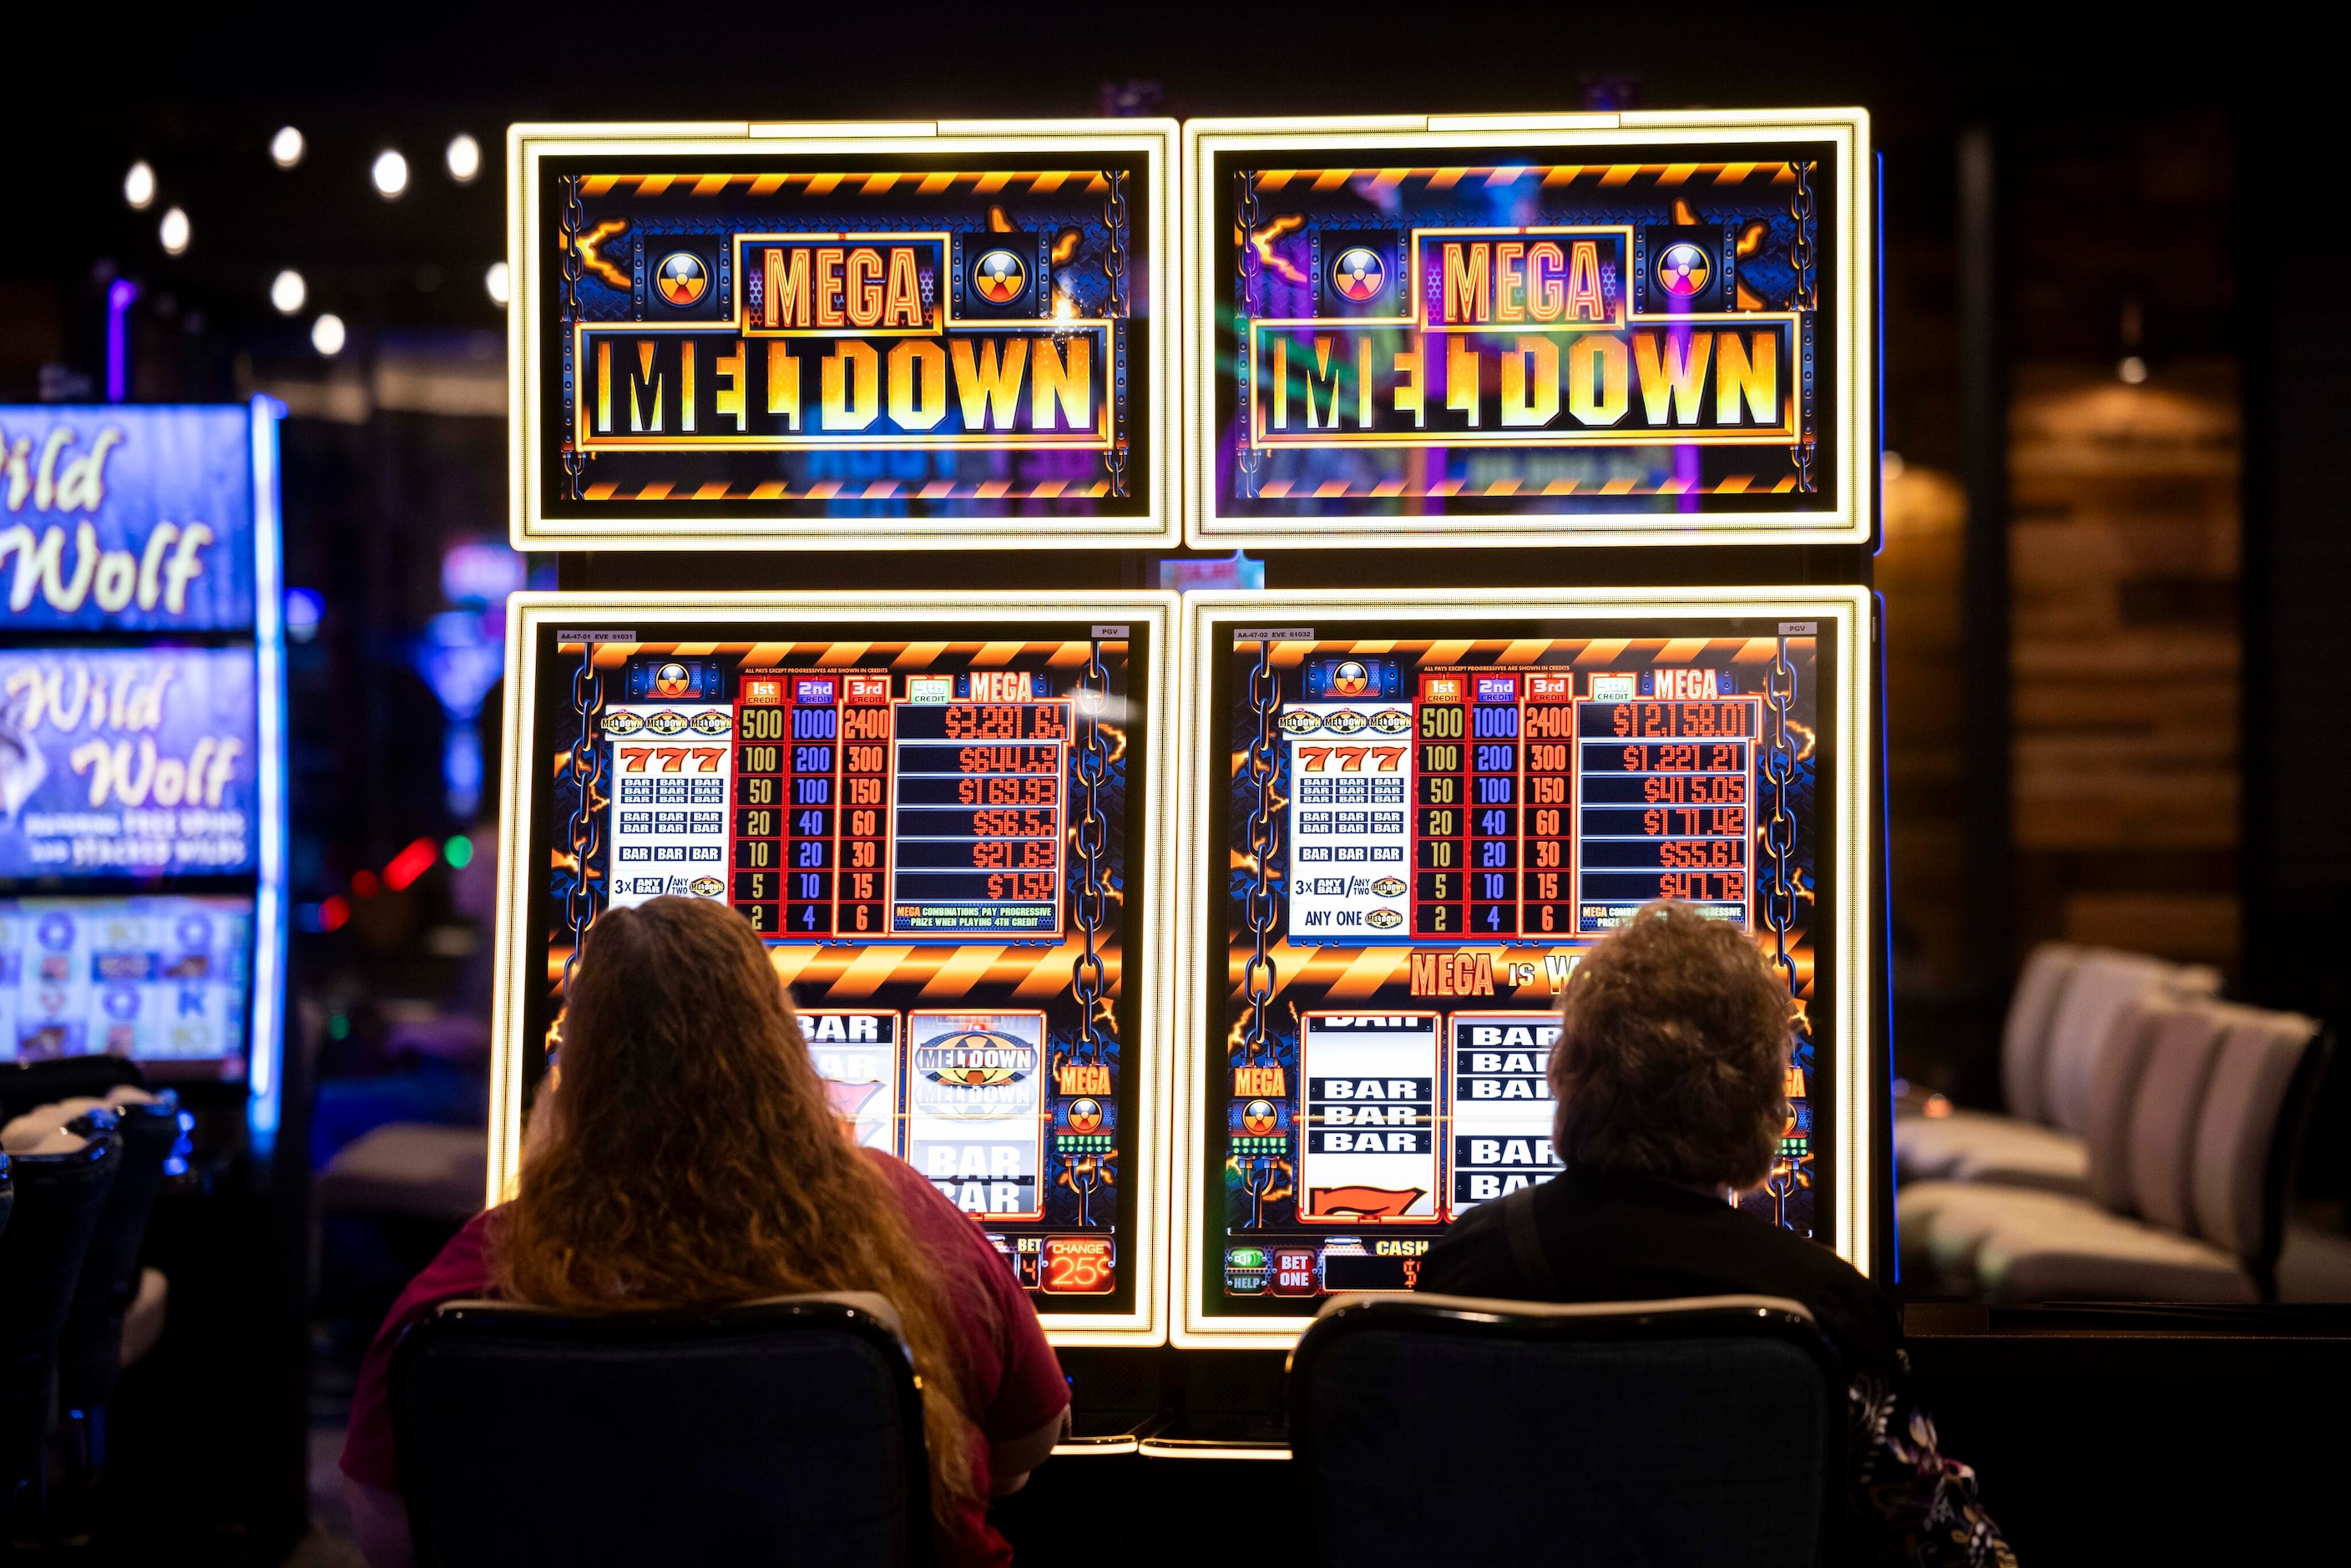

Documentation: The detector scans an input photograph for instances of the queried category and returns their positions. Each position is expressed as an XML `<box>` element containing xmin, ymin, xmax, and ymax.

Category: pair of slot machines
<box><xmin>494</xmin><ymin>109</ymin><xmax>1883</xmax><ymax>1450</ymax></box>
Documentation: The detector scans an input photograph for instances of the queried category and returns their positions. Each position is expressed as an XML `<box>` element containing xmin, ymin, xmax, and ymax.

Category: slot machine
<box><xmin>1173</xmin><ymin>589</ymin><xmax>1875</xmax><ymax>1350</ymax></box>
<box><xmin>1157</xmin><ymin>109</ymin><xmax>1883</xmax><ymax>1451</ymax></box>
<box><xmin>0</xmin><ymin>400</ymin><xmax>290</xmax><ymax>1156</ymax></box>
<box><xmin>498</xmin><ymin>120</ymin><xmax>1181</xmax><ymax>1451</ymax></box>
<box><xmin>0</xmin><ymin>401</ymin><xmax>297</xmax><ymax>1542</ymax></box>
<box><xmin>490</xmin><ymin>594</ymin><xmax>1174</xmax><ymax>1357</ymax></box>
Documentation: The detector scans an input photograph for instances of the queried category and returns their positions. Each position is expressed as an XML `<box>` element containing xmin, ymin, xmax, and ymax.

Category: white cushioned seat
<box><xmin>1939</xmin><ymin>1120</ymin><xmax>2091</xmax><ymax>1193</ymax></box>
<box><xmin>1920</xmin><ymin>1001</ymin><xmax>2322</xmax><ymax>1303</ymax></box>
<box><xmin>1894</xmin><ymin>1107</ymin><xmax>2019</xmax><ymax>1181</ymax></box>
<box><xmin>1973</xmin><ymin>1204</ymin><xmax>2256</xmax><ymax>1303</ymax></box>
<box><xmin>1999</xmin><ymin>942</ymin><xmax>2086</xmax><ymax>1124</ymax></box>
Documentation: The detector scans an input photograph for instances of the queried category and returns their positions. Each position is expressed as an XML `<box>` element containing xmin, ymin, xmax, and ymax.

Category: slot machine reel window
<box><xmin>500</xmin><ymin>595</ymin><xmax>1172</xmax><ymax>1343</ymax></box>
<box><xmin>1181</xmin><ymin>591</ymin><xmax>1874</xmax><ymax>1344</ymax></box>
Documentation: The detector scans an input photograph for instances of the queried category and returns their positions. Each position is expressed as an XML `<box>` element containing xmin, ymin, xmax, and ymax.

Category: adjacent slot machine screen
<box><xmin>1176</xmin><ymin>590</ymin><xmax>1874</xmax><ymax>1347</ymax></box>
<box><xmin>1184</xmin><ymin>111</ymin><xmax>1873</xmax><ymax>550</ymax></box>
<box><xmin>0</xmin><ymin>402</ymin><xmax>286</xmax><ymax>1100</ymax></box>
<box><xmin>497</xmin><ymin>594</ymin><xmax>1172</xmax><ymax>1343</ymax></box>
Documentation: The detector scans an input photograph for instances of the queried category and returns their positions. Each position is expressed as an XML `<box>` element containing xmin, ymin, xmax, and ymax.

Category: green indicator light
<box><xmin>444</xmin><ymin>834</ymin><xmax>474</xmax><ymax>869</ymax></box>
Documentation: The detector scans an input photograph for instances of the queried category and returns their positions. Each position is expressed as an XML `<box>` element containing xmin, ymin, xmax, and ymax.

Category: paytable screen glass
<box><xmin>528</xmin><ymin>617</ymin><xmax>1150</xmax><ymax>1315</ymax></box>
<box><xmin>1201</xmin><ymin>616</ymin><xmax>1840</xmax><ymax>1314</ymax></box>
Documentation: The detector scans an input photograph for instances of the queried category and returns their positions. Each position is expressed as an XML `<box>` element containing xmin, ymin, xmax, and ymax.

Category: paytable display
<box><xmin>1184</xmin><ymin>111</ymin><xmax>1873</xmax><ymax>549</ymax></box>
<box><xmin>509</xmin><ymin>121</ymin><xmax>1177</xmax><ymax>550</ymax></box>
<box><xmin>1175</xmin><ymin>589</ymin><xmax>1876</xmax><ymax>1348</ymax></box>
<box><xmin>494</xmin><ymin>594</ymin><xmax>1174</xmax><ymax>1343</ymax></box>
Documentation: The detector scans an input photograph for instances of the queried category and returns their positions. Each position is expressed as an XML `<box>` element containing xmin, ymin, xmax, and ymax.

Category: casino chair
<box><xmin>54</xmin><ymin>1087</ymin><xmax>183</xmax><ymax>1474</ymax></box>
<box><xmin>1288</xmin><ymin>1292</ymin><xmax>1842</xmax><ymax>1568</ymax></box>
<box><xmin>0</xmin><ymin>1107</ymin><xmax>122</xmax><ymax>1531</ymax></box>
<box><xmin>392</xmin><ymin>1293</ymin><xmax>933</xmax><ymax>1568</ymax></box>
<box><xmin>1903</xmin><ymin>1001</ymin><xmax>2330</xmax><ymax>1302</ymax></box>
<box><xmin>0</xmin><ymin>1056</ymin><xmax>147</xmax><ymax>1125</ymax></box>
<box><xmin>1897</xmin><ymin>945</ymin><xmax>2218</xmax><ymax>1195</ymax></box>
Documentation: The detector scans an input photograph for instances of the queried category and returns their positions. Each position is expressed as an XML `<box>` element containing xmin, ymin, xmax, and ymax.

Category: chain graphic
<box><xmin>559</xmin><ymin>654</ymin><xmax>609</xmax><ymax>1009</ymax></box>
<box><xmin>1788</xmin><ymin>160</ymin><xmax>1818</xmax><ymax>495</ymax></box>
<box><xmin>1103</xmin><ymin>171</ymin><xmax>1130</xmax><ymax>500</ymax></box>
<box><xmin>559</xmin><ymin>175</ymin><xmax>588</xmax><ymax>502</ymax></box>
<box><xmin>1760</xmin><ymin>635</ymin><xmax>1799</xmax><ymax>994</ymax></box>
<box><xmin>1064</xmin><ymin>640</ymin><xmax>1115</xmax><ymax>1227</ymax></box>
<box><xmin>1234</xmin><ymin>169</ymin><xmax>1264</xmax><ymax>500</ymax></box>
<box><xmin>1237</xmin><ymin>638</ymin><xmax>1284</xmax><ymax>1227</ymax></box>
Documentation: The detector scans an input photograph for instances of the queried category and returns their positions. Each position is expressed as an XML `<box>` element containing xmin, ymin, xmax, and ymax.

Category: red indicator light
<box><xmin>383</xmin><ymin>837</ymin><xmax>440</xmax><ymax>892</ymax></box>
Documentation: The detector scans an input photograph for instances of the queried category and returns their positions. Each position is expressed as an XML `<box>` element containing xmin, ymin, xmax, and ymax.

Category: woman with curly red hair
<box><xmin>340</xmin><ymin>896</ymin><xmax>1068</xmax><ymax>1568</ymax></box>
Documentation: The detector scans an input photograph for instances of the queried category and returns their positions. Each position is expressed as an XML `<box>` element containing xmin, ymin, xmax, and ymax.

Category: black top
<box><xmin>1418</xmin><ymin>1166</ymin><xmax>1901</xmax><ymax>1378</ymax></box>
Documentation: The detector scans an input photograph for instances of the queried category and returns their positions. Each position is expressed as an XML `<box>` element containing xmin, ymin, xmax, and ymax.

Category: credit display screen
<box><xmin>501</xmin><ymin>595</ymin><xmax>1172</xmax><ymax>1343</ymax></box>
<box><xmin>1185</xmin><ymin>112</ymin><xmax>1873</xmax><ymax>549</ymax></box>
<box><xmin>1176</xmin><ymin>591</ymin><xmax>1876</xmax><ymax>1345</ymax></box>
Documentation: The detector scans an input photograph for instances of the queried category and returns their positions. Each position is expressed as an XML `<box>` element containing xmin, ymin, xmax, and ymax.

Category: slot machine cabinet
<box><xmin>489</xmin><ymin>594</ymin><xmax>1176</xmax><ymax>1354</ymax></box>
<box><xmin>1172</xmin><ymin>589</ymin><xmax>1878</xmax><ymax>1355</ymax></box>
<box><xmin>502</xmin><ymin>117</ymin><xmax>1184</xmax><ymax>1454</ymax></box>
<box><xmin>0</xmin><ymin>400</ymin><xmax>300</xmax><ymax>1550</ymax></box>
<box><xmin>1142</xmin><ymin>110</ymin><xmax>1883</xmax><ymax>1470</ymax></box>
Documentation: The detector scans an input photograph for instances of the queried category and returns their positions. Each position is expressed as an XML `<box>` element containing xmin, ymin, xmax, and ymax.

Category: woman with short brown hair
<box><xmin>341</xmin><ymin>897</ymin><xmax>1069</xmax><ymax>1568</ymax></box>
<box><xmin>1422</xmin><ymin>901</ymin><xmax>2012</xmax><ymax>1568</ymax></box>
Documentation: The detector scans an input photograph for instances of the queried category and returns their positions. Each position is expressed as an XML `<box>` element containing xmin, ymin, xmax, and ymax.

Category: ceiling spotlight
<box><xmin>445</xmin><ymin>133</ymin><xmax>482</xmax><ymax>184</ymax></box>
<box><xmin>159</xmin><ymin>206</ymin><xmax>191</xmax><ymax>255</ymax></box>
<box><xmin>372</xmin><ymin>149</ymin><xmax>409</xmax><ymax>199</ymax></box>
<box><xmin>311</xmin><ymin>313</ymin><xmax>347</xmax><ymax>357</ymax></box>
<box><xmin>485</xmin><ymin>260</ymin><xmax>511</xmax><ymax>306</ymax></box>
<box><xmin>2117</xmin><ymin>355</ymin><xmax>2149</xmax><ymax>386</ymax></box>
<box><xmin>270</xmin><ymin>125</ymin><xmax>306</xmax><ymax>168</ymax></box>
<box><xmin>270</xmin><ymin>269</ymin><xmax>307</xmax><ymax>316</ymax></box>
<box><xmin>124</xmin><ymin>160</ymin><xmax>156</xmax><ymax>210</ymax></box>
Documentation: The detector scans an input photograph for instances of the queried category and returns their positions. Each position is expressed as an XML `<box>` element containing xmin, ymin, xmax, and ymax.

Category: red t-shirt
<box><xmin>341</xmin><ymin>1148</ymin><xmax>1069</xmax><ymax>1568</ymax></box>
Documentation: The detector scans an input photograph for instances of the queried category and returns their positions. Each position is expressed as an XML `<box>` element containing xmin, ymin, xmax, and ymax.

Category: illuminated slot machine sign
<box><xmin>0</xmin><ymin>402</ymin><xmax>288</xmax><ymax>1136</ymax></box>
<box><xmin>508</xmin><ymin>120</ymin><xmax>1176</xmax><ymax>551</ymax></box>
<box><xmin>1176</xmin><ymin>590</ymin><xmax>1875</xmax><ymax>1348</ymax></box>
<box><xmin>496</xmin><ymin>594</ymin><xmax>1173</xmax><ymax>1344</ymax></box>
<box><xmin>1184</xmin><ymin>110</ymin><xmax>1873</xmax><ymax>550</ymax></box>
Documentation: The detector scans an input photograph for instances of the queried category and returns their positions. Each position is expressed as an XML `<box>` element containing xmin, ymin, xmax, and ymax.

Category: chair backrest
<box><xmin>2040</xmin><ymin>950</ymin><xmax>2213</xmax><ymax>1135</ymax></box>
<box><xmin>2001</xmin><ymin>942</ymin><xmax>2086</xmax><ymax>1121</ymax></box>
<box><xmin>60</xmin><ymin>1091</ymin><xmax>182</xmax><ymax>1409</ymax></box>
<box><xmin>1289</xmin><ymin>1293</ymin><xmax>1840</xmax><ymax>1568</ymax></box>
<box><xmin>2190</xmin><ymin>1008</ymin><xmax>2328</xmax><ymax>1283</ymax></box>
<box><xmin>2082</xmin><ymin>998</ymin><xmax>2170</xmax><ymax>1212</ymax></box>
<box><xmin>392</xmin><ymin>1294</ymin><xmax>931</xmax><ymax>1568</ymax></box>
<box><xmin>0</xmin><ymin>1060</ymin><xmax>147</xmax><ymax>1124</ymax></box>
<box><xmin>0</xmin><ymin>1112</ymin><xmax>122</xmax><ymax>1492</ymax></box>
<box><xmin>2117</xmin><ymin>1006</ymin><xmax>2228</xmax><ymax>1229</ymax></box>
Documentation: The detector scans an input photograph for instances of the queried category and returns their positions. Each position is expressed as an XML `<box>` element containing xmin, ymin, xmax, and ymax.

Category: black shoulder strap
<box><xmin>1501</xmin><ymin>1182</ymin><xmax>1560</xmax><ymax>1295</ymax></box>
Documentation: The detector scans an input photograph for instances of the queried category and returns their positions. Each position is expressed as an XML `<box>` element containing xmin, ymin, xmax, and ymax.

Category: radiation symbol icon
<box><xmin>1067</xmin><ymin>1098</ymin><xmax>1105</xmax><ymax>1135</ymax></box>
<box><xmin>655</xmin><ymin>252</ymin><xmax>708</xmax><ymax>307</ymax></box>
<box><xmin>1331</xmin><ymin>660</ymin><xmax>1371</xmax><ymax>698</ymax></box>
<box><xmin>1241</xmin><ymin>1099</ymin><xmax>1279</xmax><ymax>1136</ymax></box>
<box><xmin>1332</xmin><ymin>246</ymin><xmax>1386</xmax><ymax>303</ymax></box>
<box><xmin>1656</xmin><ymin>242</ymin><xmax>1711</xmax><ymax>298</ymax></box>
<box><xmin>653</xmin><ymin>662</ymin><xmax>692</xmax><ymax>698</ymax></box>
<box><xmin>973</xmin><ymin>249</ymin><xmax>1029</xmax><ymax>305</ymax></box>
